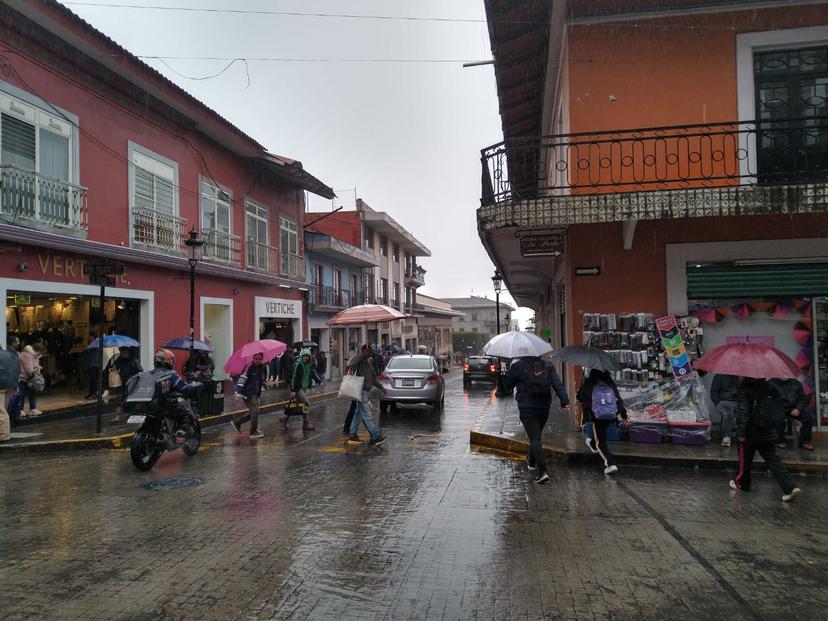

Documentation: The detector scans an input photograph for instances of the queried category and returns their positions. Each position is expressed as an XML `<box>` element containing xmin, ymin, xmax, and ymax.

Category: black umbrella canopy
<box><xmin>293</xmin><ymin>340</ymin><xmax>318</xmax><ymax>349</ymax></box>
<box><xmin>549</xmin><ymin>346</ymin><xmax>621</xmax><ymax>372</ymax></box>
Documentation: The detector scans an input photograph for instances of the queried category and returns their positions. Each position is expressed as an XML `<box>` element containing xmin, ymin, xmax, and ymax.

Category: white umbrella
<box><xmin>482</xmin><ymin>331</ymin><xmax>553</xmax><ymax>359</ymax></box>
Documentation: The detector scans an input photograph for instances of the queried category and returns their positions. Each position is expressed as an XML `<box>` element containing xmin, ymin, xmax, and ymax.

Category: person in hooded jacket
<box><xmin>288</xmin><ymin>348</ymin><xmax>321</xmax><ymax>431</ymax></box>
<box><xmin>710</xmin><ymin>373</ymin><xmax>743</xmax><ymax>448</ymax></box>
<box><xmin>577</xmin><ymin>369</ymin><xmax>628</xmax><ymax>476</ymax></box>
<box><xmin>731</xmin><ymin>378</ymin><xmax>801</xmax><ymax>502</ymax></box>
<box><xmin>768</xmin><ymin>378</ymin><xmax>813</xmax><ymax>451</ymax></box>
<box><xmin>504</xmin><ymin>356</ymin><xmax>570</xmax><ymax>484</ymax></box>
<box><xmin>231</xmin><ymin>352</ymin><xmax>267</xmax><ymax>438</ymax></box>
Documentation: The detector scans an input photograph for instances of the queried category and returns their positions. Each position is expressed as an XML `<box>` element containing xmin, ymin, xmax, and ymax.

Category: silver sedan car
<box><xmin>378</xmin><ymin>354</ymin><xmax>446</xmax><ymax>412</ymax></box>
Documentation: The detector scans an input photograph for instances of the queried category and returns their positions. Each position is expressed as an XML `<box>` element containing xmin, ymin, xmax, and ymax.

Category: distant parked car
<box><xmin>379</xmin><ymin>354</ymin><xmax>446</xmax><ymax>412</ymax></box>
<box><xmin>463</xmin><ymin>355</ymin><xmax>498</xmax><ymax>388</ymax></box>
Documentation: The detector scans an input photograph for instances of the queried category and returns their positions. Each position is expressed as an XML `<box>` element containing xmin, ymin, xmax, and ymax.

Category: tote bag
<box><xmin>338</xmin><ymin>373</ymin><xmax>363</xmax><ymax>401</ymax></box>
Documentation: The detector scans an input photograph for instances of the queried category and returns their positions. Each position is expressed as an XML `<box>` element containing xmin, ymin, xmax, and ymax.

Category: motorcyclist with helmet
<box><xmin>151</xmin><ymin>348</ymin><xmax>201</xmax><ymax>434</ymax></box>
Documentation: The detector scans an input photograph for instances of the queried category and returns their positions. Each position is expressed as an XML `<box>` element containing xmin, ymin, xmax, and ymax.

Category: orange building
<box><xmin>479</xmin><ymin>1</ymin><xmax>828</xmax><ymax>430</ymax></box>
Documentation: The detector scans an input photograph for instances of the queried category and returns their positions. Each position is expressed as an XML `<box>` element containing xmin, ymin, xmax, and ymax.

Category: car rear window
<box><xmin>386</xmin><ymin>357</ymin><xmax>433</xmax><ymax>370</ymax></box>
<box><xmin>469</xmin><ymin>357</ymin><xmax>493</xmax><ymax>363</ymax></box>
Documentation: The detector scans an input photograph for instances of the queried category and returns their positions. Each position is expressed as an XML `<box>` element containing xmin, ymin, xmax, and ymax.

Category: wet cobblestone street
<box><xmin>1</xmin><ymin>373</ymin><xmax>826</xmax><ymax>620</ymax></box>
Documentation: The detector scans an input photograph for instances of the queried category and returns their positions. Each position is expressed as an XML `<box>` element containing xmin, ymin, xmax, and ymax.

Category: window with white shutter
<box><xmin>128</xmin><ymin>143</ymin><xmax>182</xmax><ymax>250</ymax></box>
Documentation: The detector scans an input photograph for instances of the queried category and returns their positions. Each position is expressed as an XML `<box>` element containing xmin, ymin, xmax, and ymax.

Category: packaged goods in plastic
<box><xmin>624</xmin><ymin>375</ymin><xmax>712</xmax><ymax>444</ymax></box>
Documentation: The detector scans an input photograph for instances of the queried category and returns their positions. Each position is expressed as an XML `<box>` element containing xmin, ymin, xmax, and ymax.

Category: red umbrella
<box><xmin>326</xmin><ymin>304</ymin><xmax>405</xmax><ymax>326</ymax></box>
<box><xmin>694</xmin><ymin>342</ymin><xmax>801</xmax><ymax>379</ymax></box>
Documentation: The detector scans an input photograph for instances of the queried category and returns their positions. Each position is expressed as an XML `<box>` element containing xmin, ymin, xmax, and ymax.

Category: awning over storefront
<box><xmin>688</xmin><ymin>262</ymin><xmax>828</xmax><ymax>299</ymax></box>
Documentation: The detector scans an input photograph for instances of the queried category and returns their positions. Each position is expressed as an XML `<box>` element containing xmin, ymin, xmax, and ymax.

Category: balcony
<box><xmin>0</xmin><ymin>165</ymin><xmax>87</xmax><ymax>235</ymax></box>
<box><xmin>132</xmin><ymin>206</ymin><xmax>187</xmax><ymax>253</ymax></box>
<box><xmin>404</xmin><ymin>264</ymin><xmax>426</xmax><ymax>287</ymax></box>
<box><xmin>201</xmin><ymin>228</ymin><xmax>241</xmax><ymax>266</ymax></box>
<box><xmin>281</xmin><ymin>251</ymin><xmax>306</xmax><ymax>281</ymax></box>
<box><xmin>309</xmin><ymin>286</ymin><xmax>365</xmax><ymax>309</ymax></box>
<box><xmin>246</xmin><ymin>240</ymin><xmax>278</xmax><ymax>273</ymax></box>
<box><xmin>479</xmin><ymin>117</ymin><xmax>828</xmax><ymax>230</ymax></box>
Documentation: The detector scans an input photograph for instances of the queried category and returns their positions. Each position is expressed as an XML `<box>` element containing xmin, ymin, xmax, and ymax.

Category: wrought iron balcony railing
<box><xmin>0</xmin><ymin>164</ymin><xmax>88</xmax><ymax>232</ymax></box>
<box><xmin>309</xmin><ymin>286</ymin><xmax>365</xmax><ymax>308</ymax></box>
<box><xmin>246</xmin><ymin>240</ymin><xmax>278</xmax><ymax>273</ymax></box>
<box><xmin>281</xmin><ymin>252</ymin><xmax>306</xmax><ymax>281</ymax></box>
<box><xmin>201</xmin><ymin>228</ymin><xmax>241</xmax><ymax>266</ymax></box>
<box><xmin>132</xmin><ymin>206</ymin><xmax>187</xmax><ymax>253</ymax></box>
<box><xmin>481</xmin><ymin>116</ymin><xmax>828</xmax><ymax>205</ymax></box>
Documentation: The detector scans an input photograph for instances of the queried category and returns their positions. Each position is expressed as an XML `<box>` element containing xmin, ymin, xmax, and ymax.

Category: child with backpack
<box><xmin>577</xmin><ymin>369</ymin><xmax>627</xmax><ymax>475</ymax></box>
<box><xmin>731</xmin><ymin>378</ymin><xmax>801</xmax><ymax>502</ymax></box>
<box><xmin>504</xmin><ymin>356</ymin><xmax>570</xmax><ymax>485</ymax></box>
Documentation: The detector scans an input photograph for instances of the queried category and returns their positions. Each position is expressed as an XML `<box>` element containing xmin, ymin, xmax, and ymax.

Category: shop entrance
<box><xmin>5</xmin><ymin>288</ymin><xmax>142</xmax><ymax>401</ymax></box>
<box><xmin>259</xmin><ymin>319</ymin><xmax>294</xmax><ymax>346</ymax></box>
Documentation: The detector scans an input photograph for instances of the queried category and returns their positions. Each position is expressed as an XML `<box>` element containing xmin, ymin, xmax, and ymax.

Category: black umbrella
<box><xmin>549</xmin><ymin>346</ymin><xmax>621</xmax><ymax>372</ymax></box>
<box><xmin>293</xmin><ymin>340</ymin><xmax>318</xmax><ymax>349</ymax></box>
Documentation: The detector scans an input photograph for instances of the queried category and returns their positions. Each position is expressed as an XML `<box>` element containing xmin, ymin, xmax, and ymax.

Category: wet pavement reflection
<box><xmin>1</xmin><ymin>371</ymin><xmax>826</xmax><ymax>620</ymax></box>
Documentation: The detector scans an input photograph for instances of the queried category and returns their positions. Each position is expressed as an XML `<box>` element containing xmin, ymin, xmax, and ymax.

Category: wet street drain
<box><xmin>142</xmin><ymin>477</ymin><xmax>205</xmax><ymax>491</ymax></box>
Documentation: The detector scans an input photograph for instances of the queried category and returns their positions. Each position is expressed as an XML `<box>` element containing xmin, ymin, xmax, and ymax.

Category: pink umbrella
<box><xmin>694</xmin><ymin>342</ymin><xmax>801</xmax><ymax>379</ymax></box>
<box><xmin>326</xmin><ymin>304</ymin><xmax>405</xmax><ymax>326</ymax></box>
<box><xmin>223</xmin><ymin>339</ymin><xmax>287</xmax><ymax>376</ymax></box>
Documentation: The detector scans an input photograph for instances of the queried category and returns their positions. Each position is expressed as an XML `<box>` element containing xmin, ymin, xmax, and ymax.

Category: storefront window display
<box><xmin>5</xmin><ymin>290</ymin><xmax>140</xmax><ymax>394</ymax></box>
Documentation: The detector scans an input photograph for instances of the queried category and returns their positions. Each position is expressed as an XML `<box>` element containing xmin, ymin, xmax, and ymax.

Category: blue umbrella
<box><xmin>162</xmin><ymin>337</ymin><xmax>213</xmax><ymax>352</ymax></box>
<box><xmin>85</xmin><ymin>335</ymin><xmax>140</xmax><ymax>350</ymax></box>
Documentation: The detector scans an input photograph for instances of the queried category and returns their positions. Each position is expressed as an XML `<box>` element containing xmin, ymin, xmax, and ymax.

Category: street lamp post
<box><xmin>491</xmin><ymin>270</ymin><xmax>506</xmax><ymax>397</ymax></box>
<box><xmin>184</xmin><ymin>228</ymin><xmax>205</xmax><ymax>371</ymax></box>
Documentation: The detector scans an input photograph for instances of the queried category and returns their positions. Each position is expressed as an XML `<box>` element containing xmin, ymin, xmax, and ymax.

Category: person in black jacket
<box><xmin>731</xmin><ymin>378</ymin><xmax>801</xmax><ymax>502</ymax></box>
<box><xmin>231</xmin><ymin>353</ymin><xmax>268</xmax><ymax>438</ymax></box>
<box><xmin>768</xmin><ymin>378</ymin><xmax>814</xmax><ymax>451</ymax></box>
<box><xmin>577</xmin><ymin>369</ymin><xmax>628</xmax><ymax>476</ymax></box>
<box><xmin>710</xmin><ymin>374</ymin><xmax>743</xmax><ymax>448</ymax></box>
<box><xmin>504</xmin><ymin>356</ymin><xmax>570</xmax><ymax>485</ymax></box>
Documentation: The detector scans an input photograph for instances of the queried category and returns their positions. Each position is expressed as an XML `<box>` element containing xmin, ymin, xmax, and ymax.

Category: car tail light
<box><xmin>489</xmin><ymin>365</ymin><xmax>497</xmax><ymax>372</ymax></box>
<box><xmin>426</xmin><ymin>374</ymin><xmax>440</xmax><ymax>383</ymax></box>
<box><xmin>463</xmin><ymin>364</ymin><xmax>469</xmax><ymax>371</ymax></box>
<box><xmin>379</xmin><ymin>374</ymin><xmax>391</xmax><ymax>382</ymax></box>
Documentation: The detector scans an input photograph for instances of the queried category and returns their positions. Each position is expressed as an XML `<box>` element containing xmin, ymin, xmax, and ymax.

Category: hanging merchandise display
<box><xmin>655</xmin><ymin>315</ymin><xmax>694</xmax><ymax>378</ymax></box>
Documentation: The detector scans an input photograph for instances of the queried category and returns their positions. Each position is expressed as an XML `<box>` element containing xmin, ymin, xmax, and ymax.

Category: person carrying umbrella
<box><xmin>287</xmin><ymin>348</ymin><xmax>321</xmax><ymax>431</ymax></box>
<box><xmin>104</xmin><ymin>347</ymin><xmax>143</xmax><ymax>422</ymax></box>
<box><xmin>503</xmin><ymin>356</ymin><xmax>570</xmax><ymax>485</ymax></box>
<box><xmin>231</xmin><ymin>352</ymin><xmax>268</xmax><ymax>439</ymax></box>
<box><xmin>731</xmin><ymin>378</ymin><xmax>801</xmax><ymax>502</ymax></box>
<box><xmin>577</xmin><ymin>369</ymin><xmax>627</xmax><ymax>475</ymax></box>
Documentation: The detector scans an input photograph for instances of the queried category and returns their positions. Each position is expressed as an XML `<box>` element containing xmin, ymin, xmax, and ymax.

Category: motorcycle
<box><xmin>125</xmin><ymin>369</ymin><xmax>203</xmax><ymax>471</ymax></box>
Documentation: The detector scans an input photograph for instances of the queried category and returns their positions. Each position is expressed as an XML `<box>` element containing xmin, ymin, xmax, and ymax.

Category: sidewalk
<box><xmin>470</xmin><ymin>396</ymin><xmax>828</xmax><ymax>474</ymax></box>
<box><xmin>0</xmin><ymin>380</ymin><xmax>342</xmax><ymax>455</ymax></box>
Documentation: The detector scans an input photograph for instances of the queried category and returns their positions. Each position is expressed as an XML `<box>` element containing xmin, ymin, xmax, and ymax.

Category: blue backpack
<box><xmin>591</xmin><ymin>382</ymin><xmax>618</xmax><ymax>420</ymax></box>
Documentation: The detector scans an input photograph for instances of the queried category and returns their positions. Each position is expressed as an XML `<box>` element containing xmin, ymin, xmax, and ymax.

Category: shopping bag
<box><xmin>7</xmin><ymin>391</ymin><xmax>23</xmax><ymax>421</ymax></box>
<box><xmin>0</xmin><ymin>351</ymin><xmax>20</xmax><ymax>390</ymax></box>
<box><xmin>284</xmin><ymin>399</ymin><xmax>308</xmax><ymax>417</ymax></box>
<box><xmin>338</xmin><ymin>374</ymin><xmax>363</xmax><ymax>401</ymax></box>
<box><xmin>108</xmin><ymin>368</ymin><xmax>123</xmax><ymax>388</ymax></box>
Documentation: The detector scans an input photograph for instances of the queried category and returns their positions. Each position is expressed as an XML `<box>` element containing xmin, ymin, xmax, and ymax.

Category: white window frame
<box><xmin>199</xmin><ymin>177</ymin><xmax>232</xmax><ymax>234</ymax></box>
<box><xmin>128</xmin><ymin>142</ymin><xmax>179</xmax><ymax>250</ymax></box>
<box><xmin>736</xmin><ymin>26</ymin><xmax>828</xmax><ymax>181</ymax></box>
<box><xmin>245</xmin><ymin>199</ymin><xmax>270</xmax><ymax>270</ymax></box>
<box><xmin>279</xmin><ymin>216</ymin><xmax>300</xmax><ymax>276</ymax></box>
<box><xmin>0</xmin><ymin>85</ymin><xmax>77</xmax><ymax>183</ymax></box>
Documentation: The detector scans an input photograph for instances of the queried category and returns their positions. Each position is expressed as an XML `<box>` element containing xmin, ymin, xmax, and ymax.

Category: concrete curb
<box><xmin>0</xmin><ymin>391</ymin><xmax>339</xmax><ymax>456</ymax></box>
<box><xmin>469</xmin><ymin>429</ymin><xmax>828</xmax><ymax>475</ymax></box>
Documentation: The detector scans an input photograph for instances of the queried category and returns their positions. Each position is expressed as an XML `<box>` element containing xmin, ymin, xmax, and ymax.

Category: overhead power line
<box><xmin>63</xmin><ymin>2</ymin><xmax>496</xmax><ymax>24</ymax></box>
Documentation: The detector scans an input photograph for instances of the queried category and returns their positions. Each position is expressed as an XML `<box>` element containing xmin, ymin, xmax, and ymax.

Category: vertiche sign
<box><xmin>255</xmin><ymin>296</ymin><xmax>302</xmax><ymax>318</ymax></box>
<box><xmin>515</xmin><ymin>228</ymin><xmax>566</xmax><ymax>257</ymax></box>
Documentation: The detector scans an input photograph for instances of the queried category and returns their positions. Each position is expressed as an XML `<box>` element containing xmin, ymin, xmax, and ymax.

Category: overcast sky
<box><xmin>62</xmin><ymin>0</ymin><xmax>530</xmax><ymax>324</ymax></box>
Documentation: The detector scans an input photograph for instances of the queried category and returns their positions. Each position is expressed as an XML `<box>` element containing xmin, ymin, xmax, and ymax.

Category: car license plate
<box><xmin>402</xmin><ymin>379</ymin><xmax>415</xmax><ymax>387</ymax></box>
<box><xmin>126</xmin><ymin>415</ymin><xmax>146</xmax><ymax>424</ymax></box>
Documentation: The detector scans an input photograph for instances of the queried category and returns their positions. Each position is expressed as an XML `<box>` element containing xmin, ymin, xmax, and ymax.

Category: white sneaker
<box><xmin>782</xmin><ymin>488</ymin><xmax>801</xmax><ymax>502</ymax></box>
<box><xmin>29</xmin><ymin>409</ymin><xmax>42</xmax><ymax>416</ymax></box>
<box><xmin>533</xmin><ymin>472</ymin><xmax>550</xmax><ymax>484</ymax></box>
<box><xmin>101</xmin><ymin>390</ymin><xmax>109</xmax><ymax>399</ymax></box>
<box><xmin>721</xmin><ymin>436</ymin><xmax>731</xmax><ymax>447</ymax></box>
<box><xmin>585</xmin><ymin>437</ymin><xmax>598</xmax><ymax>454</ymax></box>
<box><xmin>604</xmin><ymin>465</ymin><xmax>619</xmax><ymax>475</ymax></box>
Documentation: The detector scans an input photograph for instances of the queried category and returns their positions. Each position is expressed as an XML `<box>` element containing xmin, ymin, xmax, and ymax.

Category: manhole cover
<box><xmin>142</xmin><ymin>476</ymin><xmax>205</xmax><ymax>491</ymax></box>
